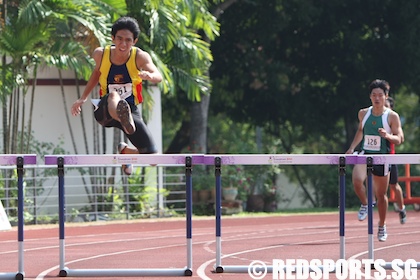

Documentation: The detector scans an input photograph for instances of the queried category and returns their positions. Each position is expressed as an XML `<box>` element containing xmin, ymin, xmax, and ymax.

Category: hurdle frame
<box><xmin>364</xmin><ymin>155</ymin><xmax>420</xmax><ymax>269</ymax></box>
<box><xmin>206</xmin><ymin>154</ymin><xmax>420</xmax><ymax>274</ymax></box>
<box><xmin>205</xmin><ymin>154</ymin><xmax>347</xmax><ymax>274</ymax></box>
<box><xmin>0</xmin><ymin>154</ymin><xmax>37</xmax><ymax>280</ymax></box>
<box><xmin>44</xmin><ymin>154</ymin><xmax>203</xmax><ymax>278</ymax></box>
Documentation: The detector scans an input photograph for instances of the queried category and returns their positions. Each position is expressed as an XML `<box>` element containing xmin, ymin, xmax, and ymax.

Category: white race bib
<box><xmin>363</xmin><ymin>135</ymin><xmax>381</xmax><ymax>151</ymax></box>
<box><xmin>108</xmin><ymin>83</ymin><xmax>133</xmax><ymax>100</ymax></box>
<box><xmin>91</xmin><ymin>99</ymin><xmax>100</xmax><ymax>111</ymax></box>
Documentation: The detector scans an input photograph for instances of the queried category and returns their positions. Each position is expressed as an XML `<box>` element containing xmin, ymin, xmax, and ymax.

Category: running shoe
<box><xmin>116</xmin><ymin>100</ymin><xmax>136</xmax><ymax>135</ymax></box>
<box><xmin>378</xmin><ymin>225</ymin><xmax>387</xmax><ymax>242</ymax></box>
<box><xmin>358</xmin><ymin>204</ymin><xmax>368</xmax><ymax>221</ymax></box>
<box><xmin>399</xmin><ymin>208</ymin><xmax>407</xmax><ymax>224</ymax></box>
<box><xmin>118</xmin><ymin>142</ymin><xmax>133</xmax><ymax>176</ymax></box>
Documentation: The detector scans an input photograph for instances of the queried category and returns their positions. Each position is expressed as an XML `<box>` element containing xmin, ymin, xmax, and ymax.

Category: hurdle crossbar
<box><xmin>203</xmin><ymin>154</ymin><xmax>420</xmax><ymax>166</ymax></box>
<box><xmin>44</xmin><ymin>154</ymin><xmax>199</xmax><ymax>277</ymax></box>
<box><xmin>204</xmin><ymin>154</ymin><xmax>346</xmax><ymax>165</ymax></box>
<box><xmin>44</xmin><ymin>154</ymin><xmax>204</xmax><ymax>166</ymax></box>
<box><xmin>0</xmin><ymin>154</ymin><xmax>36</xmax><ymax>165</ymax></box>
<box><xmin>0</xmin><ymin>154</ymin><xmax>37</xmax><ymax>280</ymax></box>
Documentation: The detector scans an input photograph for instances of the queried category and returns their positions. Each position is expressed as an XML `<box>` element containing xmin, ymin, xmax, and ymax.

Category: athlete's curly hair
<box><xmin>111</xmin><ymin>17</ymin><xmax>140</xmax><ymax>40</ymax></box>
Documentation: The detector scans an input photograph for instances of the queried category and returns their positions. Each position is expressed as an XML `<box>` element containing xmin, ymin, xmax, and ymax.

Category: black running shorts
<box><xmin>94</xmin><ymin>95</ymin><xmax>157</xmax><ymax>154</ymax></box>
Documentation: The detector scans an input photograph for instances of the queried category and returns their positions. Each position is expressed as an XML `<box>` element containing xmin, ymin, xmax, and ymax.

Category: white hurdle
<box><xmin>0</xmin><ymin>154</ymin><xmax>37</xmax><ymax>280</ymax></box>
<box><xmin>40</xmin><ymin>153</ymin><xmax>420</xmax><ymax>277</ymax></box>
<box><xmin>44</xmin><ymin>154</ymin><xmax>204</xmax><ymax>278</ymax></box>
<box><xmin>202</xmin><ymin>154</ymin><xmax>420</xmax><ymax>274</ymax></box>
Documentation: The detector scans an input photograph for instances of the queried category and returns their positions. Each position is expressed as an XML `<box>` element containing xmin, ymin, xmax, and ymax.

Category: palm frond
<box><xmin>170</xmin><ymin>66</ymin><xmax>211</xmax><ymax>101</ymax></box>
<box><xmin>149</xmin><ymin>51</ymin><xmax>174</xmax><ymax>96</ymax></box>
<box><xmin>90</xmin><ymin>0</ymin><xmax>127</xmax><ymax>21</ymax></box>
<box><xmin>0</xmin><ymin>21</ymin><xmax>49</xmax><ymax>59</ymax></box>
<box><xmin>43</xmin><ymin>40</ymin><xmax>94</xmax><ymax>80</ymax></box>
<box><xmin>18</xmin><ymin>0</ymin><xmax>53</xmax><ymax>25</ymax></box>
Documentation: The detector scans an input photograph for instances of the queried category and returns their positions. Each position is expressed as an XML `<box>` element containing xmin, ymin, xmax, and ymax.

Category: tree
<box><xmin>208</xmin><ymin>0</ymin><xmax>420</xmax><ymax>206</ymax></box>
<box><xmin>125</xmin><ymin>0</ymin><xmax>221</xmax><ymax>154</ymax></box>
<box><xmin>0</xmin><ymin>0</ymin><xmax>128</xmax><ymax>209</ymax></box>
<box><xmin>0</xmin><ymin>0</ymin><xmax>126</xmax><ymax>154</ymax></box>
<box><xmin>211</xmin><ymin>0</ymin><xmax>420</xmax><ymax>147</ymax></box>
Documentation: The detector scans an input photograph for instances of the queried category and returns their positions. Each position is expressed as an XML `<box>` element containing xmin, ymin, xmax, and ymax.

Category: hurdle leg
<box><xmin>338</xmin><ymin>156</ymin><xmax>346</xmax><ymax>260</ymax></box>
<box><xmin>214</xmin><ymin>157</ymin><xmax>223</xmax><ymax>273</ymax></box>
<box><xmin>366</xmin><ymin>157</ymin><xmax>374</xmax><ymax>260</ymax></box>
<box><xmin>185</xmin><ymin>157</ymin><xmax>193</xmax><ymax>276</ymax></box>
<box><xmin>16</xmin><ymin>157</ymin><xmax>25</xmax><ymax>280</ymax></box>
<box><xmin>0</xmin><ymin>157</ymin><xmax>25</xmax><ymax>280</ymax></box>
<box><xmin>57</xmin><ymin>157</ymin><xmax>68</xmax><ymax>277</ymax></box>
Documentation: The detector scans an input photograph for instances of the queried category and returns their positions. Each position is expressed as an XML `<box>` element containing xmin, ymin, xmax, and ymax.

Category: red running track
<box><xmin>1</xmin><ymin>211</ymin><xmax>420</xmax><ymax>280</ymax></box>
